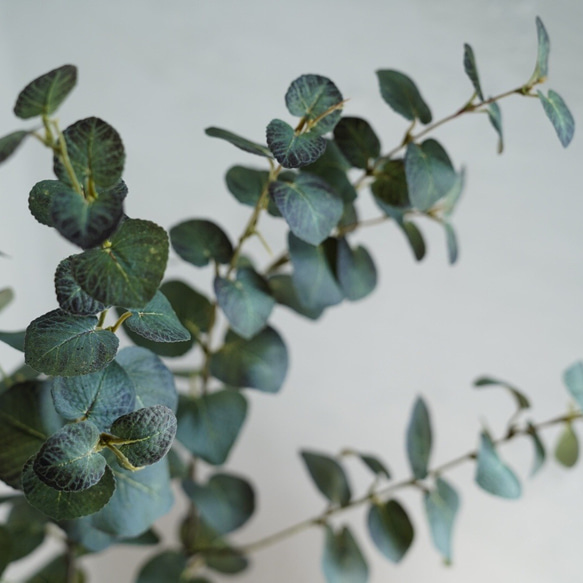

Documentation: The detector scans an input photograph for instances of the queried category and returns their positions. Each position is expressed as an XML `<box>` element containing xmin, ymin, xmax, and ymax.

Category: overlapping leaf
<box><xmin>406</xmin><ymin>397</ymin><xmax>432</xmax><ymax>479</ymax></box>
<box><xmin>205</xmin><ymin>126</ymin><xmax>273</xmax><ymax>158</ymax></box>
<box><xmin>367</xmin><ymin>499</ymin><xmax>414</xmax><ymax>563</ymax></box>
<box><xmin>14</xmin><ymin>65</ymin><xmax>77</xmax><ymax>119</ymax></box>
<box><xmin>210</xmin><ymin>327</ymin><xmax>288</xmax><ymax>393</ymax></box>
<box><xmin>301</xmin><ymin>451</ymin><xmax>351</xmax><ymax>506</ymax></box>
<box><xmin>333</xmin><ymin>116</ymin><xmax>381</xmax><ymax>169</ymax></box>
<box><xmin>266</xmin><ymin>119</ymin><xmax>326</xmax><ymax>168</ymax></box>
<box><xmin>54</xmin><ymin>255</ymin><xmax>106</xmax><ymax>315</ymax></box>
<box><xmin>336</xmin><ymin>237</ymin><xmax>377</xmax><ymax>301</ymax></box>
<box><xmin>268</xmin><ymin>274</ymin><xmax>324</xmax><ymax>320</ymax></box>
<box><xmin>170</xmin><ymin>219</ymin><xmax>233</xmax><ymax>267</ymax></box>
<box><xmin>475</xmin><ymin>432</ymin><xmax>521</xmax><ymax>499</ymax></box>
<box><xmin>322</xmin><ymin>525</ymin><xmax>369</xmax><ymax>583</ymax></box>
<box><xmin>424</xmin><ymin>478</ymin><xmax>460</xmax><ymax>563</ymax></box>
<box><xmin>72</xmin><ymin>218</ymin><xmax>169</xmax><ymax>308</ymax></box>
<box><xmin>376</xmin><ymin>70</ymin><xmax>432</xmax><ymax>124</ymax></box>
<box><xmin>225</xmin><ymin>165</ymin><xmax>280</xmax><ymax>215</ymax></box>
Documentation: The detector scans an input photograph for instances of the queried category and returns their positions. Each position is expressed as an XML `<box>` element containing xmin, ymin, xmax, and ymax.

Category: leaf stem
<box><xmin>50</xmin><ymin>119</ymin><xmax>84</xmax><ymax>197</ymax></box>
<box><xmin>107</xmin><ymin>311</ymin><xmax>132</xmax><ymax>334</ymax></box>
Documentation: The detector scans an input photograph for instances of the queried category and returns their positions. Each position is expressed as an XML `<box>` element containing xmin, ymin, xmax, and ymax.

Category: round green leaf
<box><xmin>14</xmin><ymin>64</ymin><xmax>77</xmax><ymax>119</ymax></box>
<box><xmin>475</xmin><ymin>432</ymin><xmax>521</xmax><ymax>499</ymax></box>
<box><xmin>372</xmin><ymin>159</ymin><xmax>410</xmax><ymax>212</ymax></box>
<box><xmin>176</xmin><ymin>390</ymin><xmax>248</xmax><ymax>465</ymax></box>
<box><xmin>270</xmin><ymin>173</ymin><xmax>343</xmax><ymax>246</ymax></box>
<box><xmin>72</xmin><ymin>218</ymin><xmax>169</xmax><ymax>308</ymax></box>
<box><xmin>376</xmin><ymin>70</ymin><xmax>432</xmax><ymax>124</ymax></box>
<box><xmin>285</xmin><ymin>74</ymin><xmax>344</xmax><ymax>135</ymax></box>
<box><xmin>322</xmin><ymin>525</ymin><xmax>369</xmax><ymax>583</ymax></box>
<box><xmin>116</xmin><ymin>346</ymin><xmax>178</xmax><ymax>412</ymax></box>
<box><xmin>406</xmin><ymin>396</ymin><xmax>432</xmax><ymax>480</ymax></box>
<box><xmin>336</xmin><ymin>237</ymin><xmax>377</xmax><ymax>302</ymax></box>
<box><xmin>170</xmin><ymin>219</ymin><xmax>233</xmax><ymax>267</ymax></box>
<box><xmin>50</xmin><ymin>180</ymin><xmax>127</xmax><ymax>249</ymax></box>
<box><xmin>300</xmin><ymin>451</ymin><xmax>351</xmax><ymax>506</ymax></box>
<box><xmin>53</xmin><ymin>116</ymin><xmax>125</xmax><ymax>190</ymax></box>
<box><xmin>205</xmin><ymin>126</ymin><xmax>273</xmax><ymax>158</ymax></box>
<box><xmin>225</xmin><ymin>165</ymin><xmax>280</xmax><ymax>216</ymax></box>
<box><xmin>367</xmin><ymin>499</ymin><xmax>414</xmax><ymax>563</ymax></box>
<box><xmin>22</xmin><ymin>458</ymin><xmax>115</xmax><ymax>521</ymax></box>
<box><xmin>538</xmin><ymin>89</ymin><xmax>575</xmax><ymax>148</ymax></box>
<box><xmin>333</xmin><ymin>116</ymin><xmax>381</xmax><ymax>169</ymax></box>
<box><xmin>182</xmin><ymin>473</ymin><xmax>255</xmax><ymax>535</ymax></box>
<box><xmin>51</xmin><ymin>361</ymin><xmax>135</xmax><ymax>431</ymax></box>
<box><xmin>54</xmin><ymin>255</ymin><xmax>107</xmax><ymax>315</ymax></box>
<box><xmin>210</xmin><ymin>327</ymin><xmax>288</xmax><ymax>393</ymax></box>
<box><xmin>424</xmin><ymin>478</ymin><xmax>460</xmax><ymax>563</ymax></box>
<box><xmin>108</xmin><ymin>405</ymin><xmax>177</xmax><ymax>468</ymax></box>
<box><xmin>555</xmin><ymin>423</ymin><xmax>579</xmax><ymax>468</ymax></box>
<box><xmin>214</xmin><ymin>268</ymin><xmax>275</xmax><ymax>339</ymax></box>
<box><xmin>266</xmin><ymin>119</ymin><xmax>327</xmax><ymax>168</ymax></box>
<box><xmin>24</xmin><ymin>309</ymin><xmax>119</xmax><ymax>376</ymax></box>
<box><xmin>0</xmin><ymin>130</ymin><xmax>29</xmax><ymax>164</ymax></box>
<box><xmin>33</xmin><ymin>420</ymin><xmax>106</xmax><ymax>491</ymax></box>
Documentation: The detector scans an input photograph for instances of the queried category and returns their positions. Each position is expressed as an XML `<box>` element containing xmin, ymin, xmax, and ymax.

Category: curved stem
<box><xmin>50</xmin><ymin>119</ymin><xmax>84</xmax><ymax>197</ymax></box>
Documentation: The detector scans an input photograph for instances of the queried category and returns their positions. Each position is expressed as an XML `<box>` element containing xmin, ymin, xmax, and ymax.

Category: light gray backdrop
<box><xmin>1</xmin><ymin>1</ymin><xmax>582</xmax><ymax>582</ymax></box>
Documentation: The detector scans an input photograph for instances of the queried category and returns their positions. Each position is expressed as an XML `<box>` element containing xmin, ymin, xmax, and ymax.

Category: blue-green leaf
<box><xmin>376</xmin><ymin>70</ymin><xmax>432</xmax><ymax>124</ymax></box>
<box><xmin>371</xmin><ymin>160</ymin><xmax>409</xmax><ymax>211</ymax></box>
<box><xmin>336</xmin><ymin>238</ymin><xmax>377</xmax><ymax>301</ymax></box>
<box><xmin>51</xmin><ymin>361</ymin><xmax>135</xmax><ymax>431</ymax></box>
<box><xmin>22</xmin><ymin>458</ymin><xmax>115</xmax><ymax>521</ymax></box>
<box><xmin>359</xmin><ymin>454</ymin><xmax>391</xmax><ymax>479</ymax></box>
<box><xmin>527</xmin><ymin>422</ymin><xmax>546</xmax><ymax>477</ymax></box>
<box><xmin>322</xmin><ymin>525</ymin><xmax>369</xmax><ymax>583</ymax></box>
<box><xmin>406</xmin><ymin>397</ymin><xmax>432</xmax><ymax>479</ymax></box>
<box><xmin>55</xmin><ymin>256</ymin><xmax>107</xmax><ymax>315</ymax></box>
<box><xmin>487</xmin><ymin>102</ymin><xmax>504</xmax><ymax>154</ymax></box>
<box><xmin>210</xmin><ymin>327</ymin><xmax>288</xmax><ymax>393</ymax></box>
<box><xmin>14</xmin><ymin>65</ymin><xmax>77</xmax><ymax>119</ymax></box>
<box><xmin>528</xmin><ymin>16</ymin><xmax>550</xmax><ymax>85</ymax></box>
<box><xmin>136</xmin><ymin>551</ymin><xmax>191</xmax><ymax>583</ymax></box>
<box><xmin>53</xmin><ymin>117</ymin><xmax>125</xmax><ymax>191</ymax></box>
<box><xmin>205</xmin><ymin>126</ymin><xmax>273</xmax><ymax>158</ymax></box>
<box><xmin>402</xmin><ymin>220</ymin><xmax>426</xmax><ymax>261</ymax></box>
<box><xmin>463</xmin><ymin>44</ymin><xmax>484</xmax><ymax>101</ymax></box>
<box><xmin>405</xmin><ymin>139</ymin><xmax>457</xmax><ymax>211</ymax></box>
<box><xmin>424</xmin><ymin>478</ymin><xmax>460</xmax><ymax>563</ymax></box>
<box><xmin>474</xmin><ymin>376</ymin><xmax>530</xmax><ymax>411</ymax></box>
<box><xmin>538</xmin><ymin>89</ymin><xmax>575</xmax><ymax>147</ymax></box>
<box><xmin>367</xmin><ymin>499</ymin><xmax>414</xmax><ymax>563</ymax></box>
<box><xmin>333</xmin><ymin>116</ymin><xmax>380</xmax><ymax>169</ymax></box>
<box><xmin>170</xmin><ymin>219</ymin><xmax>233</xmax><ymax>268</ymax></box>
<box><xmin>270</xmin><ymin>173</ymin><xmax>343</xmax><ymax>245</ymax></box>
<box><xmin>268</xmin><ymin>274</ymin><xmax>324</xmax><ymax>320</ymax></box>
<box><xmin>225</xmin><ymin>165</ymin><xmax>280</xmax><ymax>216</ymax></box>
<box><xmin>563</xmin><ymin>361</ymin><xmax>583</xmax><ymax>411</ymax></box>
<box><xmin>116</xmin><ymin>346</ymin><xmax>178</xmax><ymax>412</ymax></box>
<box><xmin>0</xmin><ymin>130</ymin><xmax>29</xmax><ymax>164</ymax></box>
<box><xmin>288</xmin><ymin>233</ymin><xmax>343</xmax><ymax>311</ymax></box>
<box><xmin>33</xmin><ymin>420</ymin><xmax>106</xmax><ymax>491</ymax></box>
<box><xmin>28</xmin><ymin>180</ymin><xmax>59</xmax><ymax>226</ymax></box>
<box><xmin>215</xmin><ymin>268</ymin><xmax>275</xmax><ymax>339</ymax></box>
<box><xmin>72</xmin><ymin>218</ymin><xmax>169</xmax><ymax>308</ymax></box>
<box><xmin>176</xmin><ymin>390</ymin><xmax>247</xmax><ymax>465</ymax></box>
<box><xmin>555</xmin><ymin>423</ymin><xmax>578</xmax><ymax>468</ymax></box>
<box><xmin>444</xmin><ymin>221</ymin><xmax>458</xmax><ymax>265</ymax></box>
<box><xmin>475</xmin><ymin>432</ymin><xmax>521</xmax><ymax>499</ymax></box>
<box><xmin>266</xmin><ymin>119</ymin><xmax>327</xmax><ymax>168</ymax></box>
<box><xmin>285</xmin><ymin>74</ymin><xmax>344</xmax><ymax>135</ymax></box>
<box><xmin>301</xmin><ymin>451</ymin><xmax>351</xmax><ymax>506</ymax></box>
<box><xmin>25</xmin><ymin>309</ymin><xmax>118</xmax><ymax>376</ymax></box>
<box><xmin>0</xmin><ymin>330</ymin><xmax>25</xmax><ymax>352</ymax></box>
<box><xmin>183</xmin><ymin>473</ymin><xmax>255</xmax><ymax>535</ymax></box>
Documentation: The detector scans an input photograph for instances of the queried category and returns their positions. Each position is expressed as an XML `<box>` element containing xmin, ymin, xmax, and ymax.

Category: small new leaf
<box><xmin>424</xmin><ymin>478</ymin><xmax>460</xmax><ymax>563</ymax></box>
<box><xmin>406</xmin><ymin>397</ymin><xmax>432</xmax><ymax>479</ymax></box>
<box><xmin>205</xmin><ymin>127</ymin><xmax>273</xmax><ymax>158</ymax></box>
<box><xmin>266</xmin><ymin>119</ymin><xmax>327</xmax><ymax>168</ymax></box>
<box><xmin>528</xmin><ymin>16</ymin><xmax>550</xmax><ymax>86</ymax></box>
<box><xmin>170</xmin><ymin>219</ymin><xmax>233</xmax><ymax>267</ymax></box>
<box><xmin>538</xmin><ymin>89</ymin><xmax>575</xmax><ymax>148</ymax></box>
<box><xmin>463</xmin><ymin>44</ymin><xmax>484</xmax><ymax>101</ymax></box>
<box><xmin>322</xmin><ymin>525</ymin><xmax>369</xmax><ymax>583</ymax></box>
<box><xmin>487</xmin><ymin>102</ymin><xmax>504</xmax><ymax>154</ymax></box>
<box><xmin>474</xmin><ymin>376</ymin><xmax>530</xmax><ymax>412</ymax></box>
<box><xmin>367</xmin><ymin>499</ymin><xmax>414</xmax><ymax>563</ymax></box>
<box><xmin>555</xmin><ymin>423</ymin><xmax>579</xmax><ymax>468</ymax></box>
<box><xmin>14</xmin><ymin>65</ymin><xmax>77</xmax><ymax>119</ymax></box>
<box><xmin>0</xmin><ymin>130</ymin><xmax>29</xmax><ymax>164</ymax></box>
<box><xmin>475</xmin><ymin>432</ymin><xmax>521</xmax><ymax>499</ymax></box>
<box><xmin>300</xmin><ymin>451</ymin><xmax>351</xmax><ymax>506</ymax></box>
<box><xmin>376</xmin><ymin>70</ymin><xmax>432</xmax><ymax>124</ymax></box>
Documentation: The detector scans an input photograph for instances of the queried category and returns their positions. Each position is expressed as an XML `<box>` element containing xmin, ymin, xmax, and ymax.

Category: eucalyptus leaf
<box><xmin>28</xmin><ymin>180</ymin><xmax>61</xmax><ymax>227</ymax></box>
<box><xmin>53</xmin><ymin>117</ymin><xmax>125</xmax><ymax>190</ymax></box>
<box><xmin>225</xmin><ymin>165</ymin><xmax>280</xmax><ymax>216</ymax></box>
<box><xmin>475</xmin><ymin>432</ymin><xmax>521</xmax><ymax>499</ymax></box>
<box><xmin>215</xmin><ymin>268</ymin><xmax>275</xmax><ymax>339</ymax></box>
<box><xmin>528</xmin><ymin>16</ymin><xmax>550</xmax><ymax>85</ymax></box>
<box><xmin>463</xmin><ymin>43</ymin><xmax>484</xmax><ymax>101</ymax></box>
<box><xmin>406</xmin><ymin>396</ymin><xmax>432</xmax><ymax>479</ymax></box>
<box><xmin>405</xmin><ymin>139</ymin><xmax>457</xmax><ymax>211</ymax></box>
<box><xmin>183</xmin><ymin>473</ymin><xmax>255</xmax><ymax>535</ymax></box>
<box><xmin>91</xmin><ymin>457</ymin><xmax>173</xmax><ymax>538</ymax></box>
<box><xmin>487</xmin><ymin>102</ymin><xmax>504</xmax><ymax>154</ymax></box>
<box><xmin>0</xmin><ymin>287</ymin><xmax>13</xmax><ymax>312</ymax></box>
<box><xmin>538</xmin><ymin>89</ymin><xmax>575</xmax><ymax>148</ymax></box>
<box><xmin>474</xmin><ymin>376</ymin><xmax>530</xmax><ymax>411</ymax></box>
<box><xmin>266</xmin><ymin>118</ymin><xmax>327</xmax><ymax>168</ymax></box>
<box><xmin>55</xmin><ymin>256</ymin><xmax>107</xmax><ymax>315</ymax></box>
<box><xmin>0</xmin><ymin>364</ymin><xmax>41</xmax><ymax>394</ymax></box>
<box><xmin>0</xmin><ymin>130</ymin><xmax>29</xmax><ymax>164</ymax></box>
<box><xmin>72</xmin><ymin>218</ymin><xmax>169</xmax><ymax>308</ymax></box>
<box><xmin>123</xmin><ymin>290</ymin><xmax>191</xmax><ymax>343</ymax></box>
<box><xmin>270</xmin><ymin>172</ymin><xmax>343</xmax><ymax>245</ymax></box>
<box><xmin>376</xmin><ymin>70</ymin><xmax>432</xmax><ymax>124</ymax></box>
<box><xmin>5</xmin><ymin>494</ymin><xmax>48</xmax><ymax>561</ymax></box>
<box><xmin>0</xmin><ymin>330</ymin><xmax>25</xmax><ymax>352</ymax></box>
<box><xmin>22</xmin><ymin>458</ymin><xmax>115</xmax><ymax>520</ymax></box>
<box><xmin>359</xmin><ymin>454</ymin><xmax>391</xmax><ymax>479</ymax></box>
<box><xmin>136</xmin><ymin>551</ymin><xmax>188</xmax><ymax>583</ymax></box>
<box><xmin>285</xmin><ymin>74</ymin><xmax>344</xmax><ymax>135</ymax></box>
<box><xmin>170</xmin><ymin>219</ymin><xmax>233</xmax><ymax>267</ymax></box>
<box><xmin>563</xmin><ymin>361</ymin><xmax>583</xmax><ymax>411</ymax></box>
<box><xmin>210</xmin><ymin>327</ymin><xmax>288</xmax><ymax>393</ymax></box>
<box><xmin>288</xmin><ymin>233</ymin><xmax>343</xmax><ymax>311</ymax></box>
<box><xmin>33</xmin><ymin>420</ymin><xmax>106</xmax><ymax>491</ymax></box>
<box><xmin>322</xmin><ymin>525</ymin><xmax>369</xmax><ymax>583</ymax></box>
<box><xmin>333</xmin><ymin>116</ymin><xmax>381</xmax><ymax>169</ymax></box>
<box><xmin>300</xmin><ymin>451</ymin><xmax>351</xmax><ymax>506</ymax></box>
<box><xmin>24</xmin><ymin>309</ymin><xmax>118</xmax><ymax>376</ymax></box>
<box><xmin>268</xmin><ymin>273</ymin><xmax>325</xmax><ymax>320</ymax></box>
<box><xmin>444</xmin><ymin>221</ymin><xmax>458</xmax><ymax>264</ymax></box>
<box><xmin>527</xmin><ymin>422</ymin><xmax>546</xmax><ymax>477</ymax></box>
<box><xmin>371</xmin><ymin>159</ymin><xmax>410</xmax><ymax>211</ymax></box>
<box><xmin>205</xmin><ymin>126</ymin><xmax>273</xmax><ymax>158</ymax></box>
<box><xmin>116</xmin><ymin>346</ymin><xmax>178</xmax><ymax>412</ymax></box>
<box><xmin>336</xmin><ymin>238</ymin><xmax>377</xmax><ymax>301</ymax></box>
<box><xmin>108</xmin><ymin>405</ymin><xmax>177</xmax><ymax>468</ymax></box>
<box><xmin>50</xmin><ymin>361</ymin><xmax>135</xmax><ymax>431</ymax></box>
<box><xmin>14</xmin><ymin>64</ymin><xmax>77</xmax><ymax>119</ymax></box>
<box><xmin>424</xmin><ymin>478</ymin><xmax>460</xmax><ymax>563</ymax></box>
<box><xmin>367</xmin><ymin>499</ymin><xmax>414</xmax><ymax>563</ymax></box>
<box><xmin>555</xmin><ymin>423</ymin><xmax>579</xmax><ymax>468</ymax></box>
